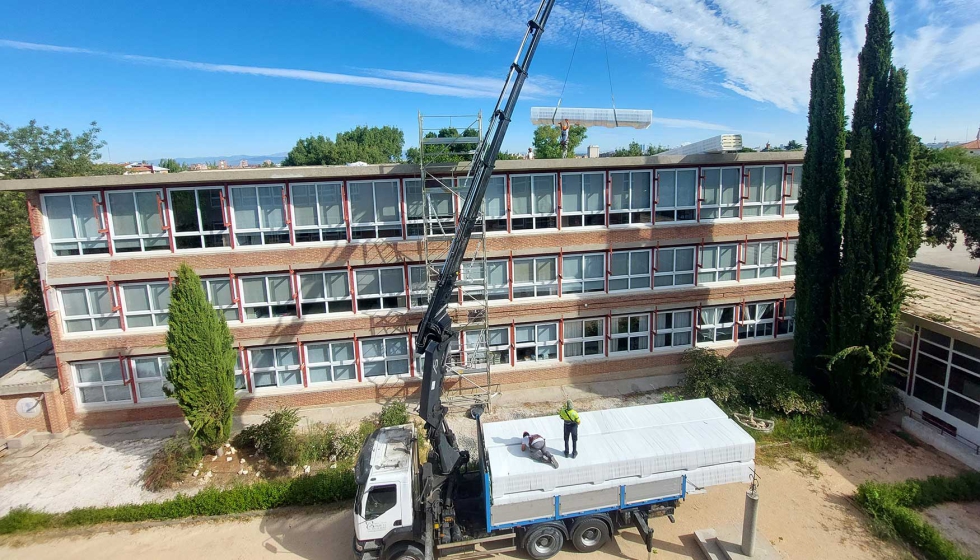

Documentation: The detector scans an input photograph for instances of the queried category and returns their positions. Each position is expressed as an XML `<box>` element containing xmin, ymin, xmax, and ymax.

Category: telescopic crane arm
<box><xmin>415</xmin><ymin>0</ymin><xmax>557</xmax><ymax>476</ymax></box>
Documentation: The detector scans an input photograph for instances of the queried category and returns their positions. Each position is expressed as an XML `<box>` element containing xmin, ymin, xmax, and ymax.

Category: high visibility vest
<box><xmin>559</xmin><ymin>407</ymin><xmax>580</xmax><ymax>423</ymax></box>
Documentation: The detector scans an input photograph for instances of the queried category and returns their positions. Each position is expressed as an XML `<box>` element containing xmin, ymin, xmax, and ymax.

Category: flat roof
<box><xmin>903</xmin><ymin>270</ymin><xmax>980</xmax><ymax>338</ymax></box>
<box><xmin>0</xmin><ymin>152</ymin><xmax>804</xmax><ymax>192</ymax></box>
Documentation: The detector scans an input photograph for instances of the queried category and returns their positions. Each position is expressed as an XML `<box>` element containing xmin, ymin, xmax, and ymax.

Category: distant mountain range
<box><xmin>140</xmin><ymin>153</ymin><xmax>289</xmax><ymax>166</ymax></box>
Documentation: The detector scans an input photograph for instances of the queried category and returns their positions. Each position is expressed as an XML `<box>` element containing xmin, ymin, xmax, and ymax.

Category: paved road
<box><xmin>0</xmin><ymin>305</ymin><xmax>52</xmax><ymax>378</ymax></box>
<box><xmin>911</xmin><ymin>233</ymin><xmax>980</xmax><ymax>285</ymax></box>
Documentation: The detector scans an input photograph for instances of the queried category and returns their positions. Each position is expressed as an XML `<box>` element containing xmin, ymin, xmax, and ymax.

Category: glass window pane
<box><xmin>583</xmin><ymin>174</ymin><xmax>604</xmax><ymax>212</ymax></box>
<box><xmin>105</xmin><ymin>385</ymin><xmax>132</xmax><ymax>402</ymax></box>
<box><xmin>534</xmin><ymin>176</ymin><xmax>555</xmax><ymax>213</ymax></box>
<box><xmin>362</xmin><ymin>339</ymin><xmax>385</xmax><ymax>359</ymax></box>
<box><xmin>150</xmin><ymin>284</ymin><xmax>170</xmax><ymax>310</ymax></box>
<box><xmin>259</xmin><ymin>186</ymin><xmax>285</xmax><ymax>228</ymax></box>
<box><xmin>334</xmin><ymin>365</ymin><xmax>356</xmax><ymax>381</ymax></box>
<box><xmin>380</xmin><ymin>269</ymin><xmax>403</xmax><ymax>293</ymax></box>
<box><xmin>301</xmin><ymin>274</ymin><xmax>325</xmax><ymax>300</ymax></box>
<box><xmin>630</xmin><ymin>251</ymin><xmax>649</xmax><ymax>275</ymax></box>
<box><xmin>677</xmin><ymin>170</ymin><xmax>697</xmax><ymax>206</ymax></box>
<box><xmin>101</xmin><ymin>360</ymin><xmax>123</xmax><ymax>382</ymax></box>
<box><xmin>123</xmin><ymin>285</ymin><xmax>150</xmax><ymax>312</ymax></box>
<box><xmin>536</xmin><ymin>259</ymin><xmax>556</xmax><ymax>282</ymax></box>
<box><xmin>349</xmin><ymin>183</ymin><xmax>376</xmax><ymax>223</ymax></box>
<box><xmin>486</xmin><ymin>177</ymin><xmax>506</xmax><ymax>217</ymax></box>
<box><xmin>333</xmin><ymin>342</ymin><xmax>355</xmax><ymax>362</ymax></box>
<box><xmin>46</xmin><ymin>195</ymin><xmax>77</xmax><ymax>239</ymax></box>
<box><xmin>62</xmin><ymin>289</ymin><xmax>90</xmax><ymax>316</ymax></box>
<box><xmin>375</xmin><ymin>182</ymin><xmax>400</xmax><ymax>223</ymax></box>
<box><xmin>72</xmin><ymin>194</ymin><xmax>101</xmax><ymax>237</ymax></box>
<box><xmin>268</xmin><ymin>276</ymin><xmax>292</xmax><ymax>302</ymax></box>
<box><xmin>386</xmin><ymin>338</ymin><xmax>408</xmax><ymax>357</ymax></box>
<box><xmin>134</xmin><ymin>358</ymin><xmax>161</xmax><ymax>379</ymax></box>
<box><xmin>251</xmin><ymin>349</ymin><xmax>275</xmax><ymax>369</ymax></box>
<box><xmin>562</xmin><ymin>175</ymin><xmax>582</xmax><ymax>212</ymax></box>
<box><xmin>563</xmin><ymin>256</ymin><xmax>582</xmax><ymax>279</ymax></box>
<box><xmin>108</xmin><ymin>193</ymin><xmax>139</xmax><ymax>236</ymax></box>
<box><xmin>171</xmin><ymin>190</ymin><xmax>199</xmax><ymax>233</ymax></box>
<box><xmin>277</xmin><ymin>347</ymin><xmax>298</xmax><ymax>367</ymax></box>
<box><xmin>210</xmin><ymin>280</ymin><xmax>232</xmax><ymax>306</ymax></box>
<box><xmin>242</xmin><ymin>278</ymin><xmax>268</xmax><ymax>304</ymax></box>
<box><xmin>512</xmin><ymin>176</ymin><xmax>531</xmax><ymax>215</ymax></box>
<box><xmin>307</xmin><ymin>344</ymin><xmax>329</xmax><ymax>363</ymax></box>
<box><xmin>88</xmin><ymin>288</ymin><xmax>113</xmax><ymax>314</ymax></box>
<box><xmin>515</xmin><ymin>326</ymin><xmax>534</xmax><ymax>343</ymax></box>
<box><xmin>292</xmin><ymin>185</ymin><xmax>317</xmax><ymax>226</ymax></box>
<box><xmin>357</xmin><ymin>271</ymin><xmax>380</xmax><ymax>296</ymax></box>
<box><xmin>309</xmin><ymin>366</ymin><xmax>331</xmax><ymax>383</ymax></box>
<box><xmin>233</xmin><ymin>187</ymin><xmax>260</xmax><ymax>229</ymax></box>
<box><xmin>513</xmin><ymin>260</ymin><xmax>533</xmax><ymax>283</ymax></box>
<box><xmin>319</xmin><ymin>184</ymin><xmax>344</xmax><ymax>225</ymax></box>
<box><xmin>632</xmin><ymin>172</ymin><xmax>651</xmax><ymax>209</ymax></box>
<box><xmin>610</xmin><ymin>173</ymin><xmax>628</xmax><ymax>210</ymax></box>
<box><xmin>583</xmin><ymin>255</ymin><xmax>603</xmax><ymax>278</ymax></box>
<box><xmin>326</xmin><ymin>272</ymin><xmax>349</xmax><ymax>298</ymax></box>
<box><xmin>76</xmin><ymin>363</ymin><xmax>102</xmax><ymax>383</ymax></box>
<box><xmin>537</xmin><ymin>324</ymin><xmax>557</xmax><ymax>341</ymax></box>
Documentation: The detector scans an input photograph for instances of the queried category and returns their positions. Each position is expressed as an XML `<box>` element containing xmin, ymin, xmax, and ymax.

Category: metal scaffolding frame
<box><xmin>417</xmin><ymin>111</ymin><xmax>497</xmax><ymax>411</ymax></box>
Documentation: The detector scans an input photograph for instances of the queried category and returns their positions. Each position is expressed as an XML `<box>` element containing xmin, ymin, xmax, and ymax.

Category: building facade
<box><xmin>1</xmin><ymin>153</ymin><xmax>802</xmax><ymax>432</ymax></box>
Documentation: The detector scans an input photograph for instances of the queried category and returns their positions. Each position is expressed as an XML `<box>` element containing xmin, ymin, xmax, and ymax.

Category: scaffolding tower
<box><xmin>416</xmin><ymin>111</ymin><xmax>497</xmax><ymax>411</ymax></box>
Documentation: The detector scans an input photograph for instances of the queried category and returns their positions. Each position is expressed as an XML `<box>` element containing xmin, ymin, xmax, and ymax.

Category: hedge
<box><xmin>0</xmin><ymin>467</ymin><xmax>356</xmax><ymax>536</ymax></box>
<box><xmin>855</xmin><ymin>471</ymin><xmax>980</xmax><ymax>560</ymax></box>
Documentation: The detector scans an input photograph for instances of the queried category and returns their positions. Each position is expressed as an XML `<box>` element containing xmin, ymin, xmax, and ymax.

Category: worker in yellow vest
<box><xmin>559</xmin><ymin>399</ymin><xmax>581</xmax><ymax>458</ymax></box>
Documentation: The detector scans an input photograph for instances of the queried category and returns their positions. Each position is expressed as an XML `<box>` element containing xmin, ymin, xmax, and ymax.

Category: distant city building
<box><xmin>239</xmin><ymin>159</ymin><xmax>249</xmax><ymax>169</ymax></box>
<box><xmin>187</xmin><ymin>163</ymin><xmax>209</xmax><ymax>171</ymax></box>
<box><xmin>263</xmin><ymin>159</ymin><xmax>274</xmax><ymax>167</ymax></box>
<box><xmin>587</xmin><ymin>145</ymin><xmax>600</xmax><ymax>158</ymax></box>
<box><xmin>122</xmin><ymin>162</ymin><xmax>168</xmax><ymax>175</ymax></box>
<box><xmin>217</xmin><ymin>160</ymin><xmax>228</xmax><ymax>170</ymax></box>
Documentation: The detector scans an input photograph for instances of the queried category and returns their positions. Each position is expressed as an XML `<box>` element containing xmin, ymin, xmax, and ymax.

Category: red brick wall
<box><xmin>0</xmin><ymin>393</ymin><xmax>52</xmax><ymax>437</ymax></box>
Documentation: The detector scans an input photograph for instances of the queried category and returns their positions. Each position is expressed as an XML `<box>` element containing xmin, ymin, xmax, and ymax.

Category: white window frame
<box><xmin>347</xmin><ymin>180</ymin><xmax>403</xmax><ymax>240</ymax></box>
<box><xmin>777</xmin><ymin>298</ymin><xmax>796</xmax><ymax>337</ymax></box>
<box><xmin>360</xmin><ymin>336</ymin><xmax>411</xmax><ymax>379</ymax></box>
<box><xmin>510</xmin><ymin>173</ymin><xmax>557</xmax><ymax>230</ymax></box>
<box><xmin>483</xmin><ymin>176</ymin><xmax>508</xmax><ymax>232</ymax></box>
<box><xmin>697</xmin><ymin>306</ymin><xmax>736</xmax><ymax>344</ymax></box>
<box><xmin>59</xmin><ymin>285</ymin><xmax>121</xmax><ymax>333</ymax></box>
<box><xmin>73</xmin><ymin>359</ymin><xmax>131</xmax><ymax>407</ymax></box>
<box><xmin>234</xmin><ymin>352</ymin><xmax>248</xmax><ymax>391</ymax></box>
<box><xmin>405</xmin><ymin>178</ymin><xmax>456</xmax><ymax>238</ymax></box>
<box><xmin>785</xmin><ymin>165</ymin><xmax>801</xmax><ymax>215</ymax></box>
<box><xmin>42</xmin><ymin>191</ymin><xmax>110</xmax><ymax>257</ymax></box>
<box><xmin>120</xmin><ymin>281</ymin><xmax>171</xmax><ymax>329</ymax></box>
<box><xmin>203</xmin><ymin>277</ymin><xmax>240</xmax><ymax>322</ymax></box>
<box><xmin>560</xmin><ymin>172</ymin><xmax>606</xmax><ymax>227</ymax></box>
<box><xmin>610</xmin><ymin>313</ymin><xmax>650</xmax><ymax>354</ymax></box>
<box><xmin>741</xmin><ymin>241</ymin><xmax>779</xmax><ymax>280</ymax></box>
<box><xmin>290</xmin><ymin>182</ymin><xmax>347</xmax><ymax>243</ymax></box>
<box><xmin>409</xmin><ymin>264</ymin><xmax>436</xmax><ymax>307</ymax></box>
<box><xmin>168</xmin><ymin>186</ymin><xmax>231</xmax><ymax>250</ymax></box>
<box><xmin>699</xmin><ymin>167</ymin><xmax>741</xmax><ymax>220</ymax></box>
<box><xmin>739</xmin><ymin>302</ymin><xmax>776</xmax><ymax>340</ymax></box>
<box><xmin>305</xmin><ymin>340</ymin><xmax>358</xmax><ymax>384</ymax></box>
<box><xmin>465</xmin><ymin>328</ymin><xmax>509</xmax><ymax>367</ymax></box>
<box><xmin>229</xmin><ymin>183</ymin><xmax>290</xmax><ymax>246</ymax></box>
<box><xmin>131</xmin><ymin>355</ymin><xmax>173</xmax><ymax>402</ymax></box>
<box><xmin>654</xmin><ymin>310</ymin><xmax>693</xmax><ymax>350</ymax></box>
<box><xmin>561</xmin><ymin>253</ymin><xmax>605</xmax><ymax>295</ymax></box>
<box><xmin>912</xmin><ymin>330</ymin><xmax>980</xmax><ymax>429</ymax></box>
<box><xmin>563</xmin><ymin>318</ymin><xmax>605</xmax><ymax>359</ymax></box>
<box><xmin>609</xmin><ymin>249</ymin><xmax>651</xmax><ymax>292</ymax></box>
<box><xmin>240</xmin><ymin>274</ymin><xmax>297</xmax><ymax>320</ymax></box>
<box><xmin>299</xmin><ymin>270</ymin><xmax>353</xmax><ymax>315</ymax></box>
<box><xmin>514</xmin><ymin>322</ymin><xmax>559</xmax><ymax>363</ymax></box>
<box><xmin>780</xmin><ymin>238</ymin><xmax>798</xmax><ymax>278</ymax></box>
<box><xmin>105</xmin><ymin>189</ymin><xmax>170</xmax><ymax>253</ymax></box>
<box><xmin>415</xmin><ymin>333</ymin><xmax>461</xmax><ymax>373</ymax></box>
<box><xmin>609</xmin><ymin>170</ymin><xmax>652</xmax><ymax>225</ymax></box>
<box><xmin>742</xmin><ymin>166</ymin><xmax>783</xmax><ymax>217</ymax></box>
<box><xmin>354</xmin><ymin>267</ymin><xmax>407</xmax><ymax>311</ymax></box>
<box><xmin>461</xmin><ymin>260</ymin><xmax>510</xmax><ymax>301</ymax></box>
<box><xmin>654</xmin><ymin>246</ymin><xmax>696</xmax><ymax>288</ymax></box>
<box><xmin>698</xmin><ymin>244</ymin><xmax>738</xmax><ymax>284</ymax></box>
<box><xmin>512</xmin><ymin>256</ymin><xmax>558</xmax><ymax>298</ymax></box>
<box><xmin>655</xmin><ymin>168</ymin><xmax>698</xmax><ymax>222</ymax></box>
<box><xmin>249</xmin><ymin>345</ymin><xmax>302</xmax><ymax>389</ymax></box>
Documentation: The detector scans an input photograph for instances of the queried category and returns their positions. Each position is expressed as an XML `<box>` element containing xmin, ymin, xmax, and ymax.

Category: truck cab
<box><xmin>353</xmin><ymin>425</ymin><xmax>418</xmax><ymax>560</ymax></box>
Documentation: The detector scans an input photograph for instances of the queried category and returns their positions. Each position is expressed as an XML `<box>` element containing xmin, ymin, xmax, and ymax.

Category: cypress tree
<box><xmin>794</xmin><ymin>5</ymin><xmax>847</xmax><ymax>391</ymax></box>
<box><xmin>829</xmin><ymin>0</ymin><xmax>913</xmax><ymax>423</ymax></box>
<box><xmin>166</xmin><ymin>263</ymin><xmax>238</xmax><ymax>450</ymax></box>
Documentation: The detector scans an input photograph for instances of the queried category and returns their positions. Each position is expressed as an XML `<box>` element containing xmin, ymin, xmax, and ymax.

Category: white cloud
<box><xmin>895</xmin><ymin>21</ymin><xmax>980</xmax><ymax>97</ymax></box>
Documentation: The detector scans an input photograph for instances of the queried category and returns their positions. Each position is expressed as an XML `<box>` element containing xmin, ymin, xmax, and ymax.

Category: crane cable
<box><xmin>553</xmin><ymin>0</ymin><xmax>619</xmax><ymax>126</ymax></box>
<box><xmin>596</xmin><ymin>0</ymin><xmax>619</xmax><ymax>126</ymax></box>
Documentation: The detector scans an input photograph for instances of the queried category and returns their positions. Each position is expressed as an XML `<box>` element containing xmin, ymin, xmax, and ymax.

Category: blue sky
<box><xmin>1</xmin><ymin>0</ymin><xmax>978</xmax><ymax>162</ymax></box>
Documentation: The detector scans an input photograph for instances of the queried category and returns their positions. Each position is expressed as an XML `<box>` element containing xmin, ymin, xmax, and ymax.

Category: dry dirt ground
<box><xmin>0</xmin><ymin>414</ymin><xmax>966</xmax><ymax>560</ymax></box>
<box><xmin>921</xmin><ymin>501</ymin><xmax>980</xmax><ymax>556</ymax></box>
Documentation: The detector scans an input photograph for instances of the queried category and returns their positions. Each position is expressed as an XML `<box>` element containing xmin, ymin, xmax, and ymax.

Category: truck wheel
<box><xmin>523</xmin><ymin>525</ymin><xmax>565</xmax><ymax>559</ymax></box>
<box><xmin>385</xmin><ymin>543</ymin><xmax>423</xmax><ymax>560</ymax></box>
<box><xmin>570</xmin><ymin>517</ymin><xmax>610</xmax><ymax>553</ymax></box>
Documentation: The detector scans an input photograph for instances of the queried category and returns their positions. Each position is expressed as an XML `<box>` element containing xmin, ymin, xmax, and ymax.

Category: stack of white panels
<box><xmin>658</xmin><ymin>135</ymin><xmax>743</xmax><ymax>156</ymax></box>
<box><xmin>531</xmin><ymin>107</ymin><xmax>653</xmax><ymax>129</ymax></box>
<box><xmin>482</xmin><ymin>399</ymin><xmax>754</xmax><ymax>505</ymax></box>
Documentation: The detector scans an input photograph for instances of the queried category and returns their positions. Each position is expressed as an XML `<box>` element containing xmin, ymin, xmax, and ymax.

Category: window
<box><xmin>564</xmin><ymin>318</ymin><xmax>604</xmax><ymax>358</ymax></box>
<box><xmin>515</xmin><ymin>323</ymin><xmax>559</xmax><ymax>362</ymax></box>
<box><xmin>484</xmin><ymin>176</ymin><xmax>508</xmax><ymax>232</ymax></box>
<box><xmin>911</xmin><ymin>330</ymin><xmax>980</xmax><ymax>428</ymax></box>
<box><xmin>611</xmin><ymin>314</ymin><xmax>649</xmax><ymax>353</ymax></box>
<box><xmin>562</xmin><ymin>253</ymin><xmax>605</xmax><ymax>294</ymax></box>
<box><xmin>241</xmin><ymin>275</ymin><xmax>296</xmax><ymax>319</ymax></box>
<box><xmin>43</xmin><ymin>192</ymin><xmax>109</xmax><ymax>256</ymax></box>
<box><xmin>700</xmin><ymin>168</ymin><xmax>740</xmax><ymax>220</ymax></box>
<box><xmin>348</xmin><ymin>180</ymin><xmax>402</xmax><ymax>239</ymax></box>
<box><xmin>739</xmin><ymin>302</ymin><xmax>775</xmax><ymax>339</ymax></box>
<box><xmin>234</xmin><ymin>353</ymin><xmax>247</xmax><ymax>391</ymax></box>
<box><xmin>291</xmin><ymin>182</ymin><xmax>346</xmax><ymax>243</ymax></box>
<box><xmin>513</xmin><ymin>257</ymin><xmax>557</xmax><ymax>298</ymax></box>
<box><xmin>461</xmin><ymin>260</ymin><xmax>509</xmax><ymax>301</ymax></box>
<box><xmin>654</xmin><ymin>247</ymin><xmax>695</xmax><ymax>288</ymax></box>
<box><xmin>306</xmin><ymin>341</ymin><xmax>357</xmax><ymax>383</ymax></box>
<box><xmin>465</xmin><ymin>328</ymin><xmax>509</xmax><ymax>366</ymax></box>
<box><xmin>230</xmin><ymin>184</ymin><xmax>289</xmax><ymax>246</ymax></box>
<box><xmin>609</xmin><ymin>250</ymin><xmax>651</xmax><ymax>291</ymax></box>
<box><xmin>785</xmin><ymin>165</ymin><xmax>801</xmax><ymax>215</ymax></box>
<box><xmin>741</xmin><ymin>241</ymin><xmax>779</xmax><ymax>280</ymax></box>
<box><xmin>299</xmin><ymin>271</ymin><xmax>353</xmax><ymax>315</ymax></box>
<box><xmin>169</xmin><ymin>187</ymin><xmax>230</xmax><ymax>249</ymax></box>
<box><xmin>74</xmin><ymin>360</ymin><xmax>131</xmax><ymax>406</ymax></box>
<box><xmin>510</xmin><ymin>174</ymin><xmax>556</xmax><ymax>230</ymax></box>
<box><xmin>60</xmin><ymin>286</ymin><xmax>120</xmax><ymax>333</ymax></box>
<box><xmin>121</xmin><ymin>282</ymin><xmax>170</xmax><ymax>328</ymax></box>
<box><xmin>355</xmin><ymin>267</ymin><xmax>406</xmax><ymax>310</ymax></box>
<box><xmin>654</xmin><ymin>310</ymin><xmax>693</xmax><ymax>349</ymax></box>
<box><xmin>106</xmin><ymin>190</ymin><xmax>169</xmax><ymax>253</ymax></box>
<box><xmin>203</xmin><ymin>278</ymin><xmax>240</xmax><ymax>322</ymax></box>
<box><xmin>561</xmin><ymin>172</ymin><xmax>605</xmax><ymax>227</ymax></box>
<box><xmin>887</xmin><ymin>321</ymin><xmax>914</xmax><ymax>387</ymax></box>
<box><xmin>698</xmin><ymin>244</ymin><xmax>738</xmax><ymax>284</ymax></box>
<box><xmin>364</xmin><ymin>485</ymin><xmax>398</xmax><ymax>521</ymax></box>
<box><xmin>415</xmin><ymin>334</ymin><xmax>460</xmax><ymax>373</ymax></box>
<box><xmin>743</xmin><ymin>166</ymin><xmax>783</xmax><ymax>217</ymax></box>
<box><xmin>781</xmin><ymin>239</ymin><xmax>797</xmax><ymax>277</ymax></box>
<box><xmin>409</xmin><ymin>264</ymin><xmax>436</xmax><ymax>307</ymax></box>
<box><xmin>132</xmin><ymin>356</ymin><xmax>172</xmax><ymax>401</ymax></box>
<box><xmin>250</xmin><ymin>346</ymin><xmax>302</xmax><ymax>388</ymax></box>
<box><xmin>405</xmin><ymin>178</ymin><xmax>456</xmax><ymax>237</ymax></box>
<box><xmin>655</xmin><ymin>169</ymin><xmax>697</xmax><ymax>222</ymax></box>
<box><xmin>609</xmin><ymin>171</ymin><xmax>652</xmax><ymax>224</ymax></box>
<box><xmin>361</xmin><ymin>336</ymin><xmax>410</xmax><ymax>378</ymax></box>
<box><xmin>776</xmin><ymin>298</ymin><xmax>796</xmax><ymax>336</ymax></box>
<box><xmin>697</xmin><ymin>306</ymin><xmax>735</xmax><ymax>343</ymax></box>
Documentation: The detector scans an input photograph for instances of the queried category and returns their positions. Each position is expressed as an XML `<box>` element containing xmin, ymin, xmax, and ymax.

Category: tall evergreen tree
<box><xmin>794</xmin><ymin>5</ymin><xmax>847</xmax><ymax>391</ymax></box>
<box><xmin>165</xmin><ymin>264</ymin><xmax>238</xmax><ymax>450</ymax></box>
<box><xmin>829</xmin><ymin>0</ymin><xmax>914</xmax><ymax>423</ymax></box>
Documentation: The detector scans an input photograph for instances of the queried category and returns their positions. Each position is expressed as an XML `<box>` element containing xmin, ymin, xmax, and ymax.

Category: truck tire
<box><xmin>569</xmin><ymin>517</ymin><xmax>611</xmax><ymax>553</ymax></box>
<box><xmin>385</xmin><ymin>543</ymin><xmax>424</xmax><ymax>560</ymax></box>
<box><xmin>523</xmin><ymin>525</ymin><xmax>565</xmax><ymax>559</ymax></box>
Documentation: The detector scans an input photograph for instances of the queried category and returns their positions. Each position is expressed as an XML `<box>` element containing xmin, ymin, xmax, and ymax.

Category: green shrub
<box><xmin>681</xmin><ymin>348</ymin><xmax>742</xmax><ymax>406</ymax></box>
<box><xmin>0</xmin><ymin>508</ymin><xmax>54</xmax><ymax>534</ymax></box>
<box><xmin>378</xmin><ymin>401</ymin><xmax>410</xmax><ymax>427</ymax></box>
<box><xmin>142</xmin><ymin>434</ymin><xmax>202</xmax><ymax>491</ymax></box>
<box><xmin>233</xmin><ymin>408</ymin><xmax>301</xmax><ymax>466</ymax></box>
<box><xmin>772</xmin><ymin>415</ymin><xmax>868</xmax><ymax>459</ymax></box>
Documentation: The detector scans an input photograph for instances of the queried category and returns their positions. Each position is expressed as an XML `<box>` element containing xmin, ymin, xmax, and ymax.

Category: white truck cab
<box><xmin>353</xmin><ymin>425</ymin><xmax>417</xmax><ymax>558</ymax></box>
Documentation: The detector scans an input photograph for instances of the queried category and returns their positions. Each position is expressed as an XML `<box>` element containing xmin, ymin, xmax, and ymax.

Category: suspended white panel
<box><xmin>531</xmin><ymin>107</ymin><xmax>653</xmax><ymax>129</ymax></box>
<box><xmin>658</xmin><ymin>134</ymin><xmax>743</xmax><ymax>156</ymax></box>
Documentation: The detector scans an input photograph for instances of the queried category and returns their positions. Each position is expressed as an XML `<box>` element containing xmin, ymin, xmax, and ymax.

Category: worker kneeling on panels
<box><xmin>522</xmin><ymin>431</ymin><xmax>559</xmax><ymax>468</ymax></box>
<box><xmin>559</xmin><ymin>399</ymin><xmax>580</xmax><ymax>458</ymax></box>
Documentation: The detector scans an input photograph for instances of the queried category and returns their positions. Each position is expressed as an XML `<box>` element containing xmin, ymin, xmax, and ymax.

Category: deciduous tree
<box><xmin>283</xmin><ymin>126</ymin><xmax>405</xmax><ymax>166</ymax></box>
<box><xmin>923</xmin><ymin>162</ymin><xmax>980</xmax><ymax>259</ymax></box>
<box><xmin>531</xmin><ymin>124</ymin><xmax>587</xmax><ymax>159</ymax></box>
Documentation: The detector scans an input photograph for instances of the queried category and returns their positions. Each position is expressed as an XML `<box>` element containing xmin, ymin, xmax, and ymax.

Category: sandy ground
<box><xmin>921</xmin><ymin>501</ymin><xmax>980</xmax><ymax>557</ymax></box>
<box><xmin>0</xmin><ymin>423</ymin><xmax>964</xmax><ymax>560</ymax></box>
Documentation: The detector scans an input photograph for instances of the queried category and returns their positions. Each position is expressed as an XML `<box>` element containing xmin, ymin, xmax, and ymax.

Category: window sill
<box><xmin>75</xmin><ymin>397</ymin><xmax>177</xmax><ymax>413</ymax></box>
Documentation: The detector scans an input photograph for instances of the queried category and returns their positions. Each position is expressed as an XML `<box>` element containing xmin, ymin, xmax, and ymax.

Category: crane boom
<box><xmin>415</xmin><ymin>0</ymin><xmax>557</xmax><ymax>476</ymax></box>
